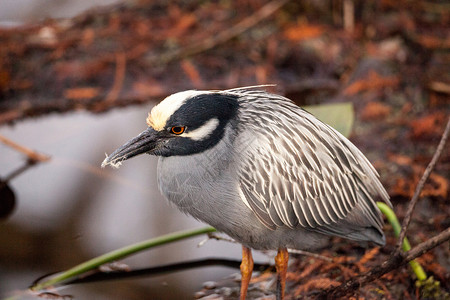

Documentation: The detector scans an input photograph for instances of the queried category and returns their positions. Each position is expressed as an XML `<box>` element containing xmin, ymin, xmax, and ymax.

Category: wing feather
<box><xmin>233</xmin><ymin>90</ymin><xmax>390</xmax><ymax>235</ymax></box>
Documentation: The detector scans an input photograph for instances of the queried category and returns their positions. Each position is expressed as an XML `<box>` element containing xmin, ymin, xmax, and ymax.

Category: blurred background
<box><xmin>0</xmin><ymin>0</ymin><xmax>121</xmax><ymax>26</ymax></box>
<box><xmin>0</xmin><ymin>0</ymin><xmax>448</xmax><ymax>299</ymax></box>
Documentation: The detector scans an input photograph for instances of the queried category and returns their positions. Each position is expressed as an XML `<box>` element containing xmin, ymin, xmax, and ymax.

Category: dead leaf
<box><xmin>343</xmin><ymin>70</ymin><xmax>399</xmax><ymax>95</ymax></box>
<box><xmin>361</xmin><ymin>101</ymin><xmax>391</xmax><ymax>121</ymax></box>
<box><xmin>389</xmin><ymin>153</ymin><xmax>412</xmax><ymax>165</ymax></box>
<box><xmin>283</xmin><ymin>24</ymin><xmax>325</xmax><ymax>42</ymax></box>
<box><xmin>359</xmin><ymin>248</ymin><xmax>380</xmax><ymax>266</ymax></box>
<box><xmin>295</xmin><ymin>277</ymin><xmax>341</xmax><ymax>296</ymax></box>
<box><xmin>81</xmin><ymin>29</ymin><xmax>95</xmax><ymax>48</ymax></box>
<box><xmin>409</xmin><ymin>112</ymin><xmax>446</xmax><ymax>138</ymax></box>
<box><xmin>423</xmin><ymin>172</ymin><xmax>448</xmax><ymax>198</ymax></box>
<box><xmin>64</xmin><ymin>87</ymin><xmax>100</xmax><ymax>100</ymax></box>
<box><xmin>167</xmin><ymin>14</ymin><xmax>197</xmax><ymax>38</ymax></box>
<box><xmin>393</xmin><ymin>173</ymin><xmax>448</xmax><ymax>198</ymax></box>
<box><xmin>297</xmin><ymin>260</ymin><xmax>324</xmax><ymax>280</ymax></box>
<box><xmin>389</xmin><ymin>154</ymin><xmax>449</xmax><ymax>199</ymax></box>
<box><xmin>415</xmin><ymin>34</ymin><xmax>450</xmax><ymax>49</ymax></box>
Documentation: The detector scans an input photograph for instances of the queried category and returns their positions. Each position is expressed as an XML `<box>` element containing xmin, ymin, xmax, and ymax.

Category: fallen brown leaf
<box><xmin>343</xmin><ymin>70</ymin><xmax>399</xmax><ymax>95</ymax></box>
<box><xmin>294</xmin><ymin>277</ymin><xmax>341</xmax><ymax>296</ymax></box>
<box><xmin>283</xmin><ymin>23</ymin><xmax>325</xmax><ymax>42</ymax></box>
<box><xmin>361</xmin><ymin>101</ymin><xmax>391</xmax><ymax>121</ymax></box>
<box><xmin>358</xmin><ymin>248</ymin><xmax>380</xmax><ymax>266</ymax></box>
<box><xmin>389</xmin><ymin>153</ymin><xmax>449</xmax><ymax>199</ymax></box>
<box><xmin>290</xmin><ymin>259</ymin><xmax>324</xmax><ymax>282</ymax></box>
<box><xmin>64</xmin><ymin>87</ymin><xmax>100</xmax><ymax>100</ymax></box>
<box><xmin>409</xmin><ymin>112</ymin><xmax>447</xmax><ymax>138</ymax></box>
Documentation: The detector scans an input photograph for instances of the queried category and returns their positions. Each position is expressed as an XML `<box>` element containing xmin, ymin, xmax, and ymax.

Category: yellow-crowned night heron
<box><xmin>102</xmin><ymin>87</ymin><xmax>390</xmax><ymax>299</ymax></box>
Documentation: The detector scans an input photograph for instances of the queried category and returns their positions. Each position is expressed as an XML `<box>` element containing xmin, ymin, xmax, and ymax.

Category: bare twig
<box><xmin>102</xmin><ymin>52</ymin><xmax>127</xmax><ymax>105</ymax></box>
<box><xmin>404</xmin><ymin>227</ymin><xmax>450</xmax><ymax>262</ymax></box>
<box><xmin>395</xmin><ymin>117</ymin><xmax>450</xmax><ymax>252</ymax></box>
<box><xmin>288</xmin><ymin>249</ymin><xmax>333</xmax><ymax>263</ymax></box>
<box><xmin>0</xmin><ymin>135</ymin><xmax>50</xmax><ymax>185</ymax></box>
<box><xmin>198</xmin><ymin>232</ymin><xmax>238</xmax><ymax>247</ymax></box>
<box><xmin>324</xmin><ymin>227</ymin><xmax>450</xmax><ymax>298</ymax></box>
<box><xmin>3</xmin><ymin>161</ymin><xmax>33</xmax><ymax>182</ymax></box>
<box><xmin>343</xmin><ymin>0</ymin><xmax>355</xmax><ymax>33</ymax></box>
<box><xmin>0</xmin><ymin>134</ymin><xmax>50</xmax><ymax>163</ymax></box>
<box><xmin>428</xmin><ymin>81</ymin><xmax>450</xmax><ymax>94</ymax></box>
<box><xmin>151</xmin><ymin>0</ymin><xmax>289</xmax><ymax>64</ymax></box>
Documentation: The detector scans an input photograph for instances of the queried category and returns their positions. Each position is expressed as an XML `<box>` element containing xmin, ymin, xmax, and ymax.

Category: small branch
<box><xmin>324</xmin><ymin>227</ymin><xmax>450</xmax><ymax>298</ymax></box>
<box><xmin>0</xmin><ymin>134</ymin><xmax>51</xmax><ymax>163</ymax></box>
<box><xmin>0</xmin><ymin>134</ymin><xmax>50</xmax><ymax>184</ymax></box>
<box><xmin>94</xmin><ymin>52</ymin><xmax>127</xmax><ymax>111</ymax></box>
<box><xmin>404</xmin><ymin>227</ymin><xmax>450</xmax><ymax>262</ymax></box>
<box><xmin>288</xmin><ymin>249</ymin><xmax>333</xmax><ymax>263</ymax></box>
<box><xmin>396</xmin><ymin>117</ymin><xmax>450</xmax><ymax>252</ymax></box>
<box><xmin>428</xmin><ymin>81</ymin><xmax>450</xmax><ymax>94</ymax></box>
<box><xmin>198</xmin><ymin>232</ymin><xmax>238</xmax><ymax>247</ymax></box>
<box><xmin>3</xmin><ymin>161</ymin><xmax>33</xmax><ymax>183</ymax></box>
<box><xmin>343</xmin><ymin>0</ymin><xmax>355</xmax><ymax>33</ymax></box>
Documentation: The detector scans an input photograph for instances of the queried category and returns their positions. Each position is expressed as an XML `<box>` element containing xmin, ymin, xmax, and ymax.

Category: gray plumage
<box><xmin>102</xmin><ymin>87</ymin><xmax>390</xmax><ymax>252</ymax></box>
<box><xmin>150</xmin><ymin>87</ymin><xmax>391</xmax><ymax>251</ymax></box>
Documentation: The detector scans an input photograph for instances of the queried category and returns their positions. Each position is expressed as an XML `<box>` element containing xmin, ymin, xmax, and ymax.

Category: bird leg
<box><xmin>240</xmin><ymin>245</ymin><xmax>254</xmax><ymax>300</ymax></box>
<box><xmin>275</xmin><ymin>248</ymin><xmax>289</xmax><ymax>300</ymax></box>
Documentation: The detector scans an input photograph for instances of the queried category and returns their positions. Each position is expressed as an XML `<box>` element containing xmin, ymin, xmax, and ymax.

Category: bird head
<box><xmin>101</xmin><ymin>90</ymin><xmax>239</xmax><ymax>168</ymax></box>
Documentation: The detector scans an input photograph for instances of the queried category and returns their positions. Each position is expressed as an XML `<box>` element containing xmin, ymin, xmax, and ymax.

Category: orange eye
<box><xmin>171</xmin><ymin>126</ymin><xmax>185</xmax><ymax>135</ymax></box>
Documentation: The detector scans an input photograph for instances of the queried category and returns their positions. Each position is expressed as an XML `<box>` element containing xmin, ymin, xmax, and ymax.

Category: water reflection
<box><xmin>0</xmin><ymin>0</ymin><xmax>122</xmax><ymax>26</ymax></box>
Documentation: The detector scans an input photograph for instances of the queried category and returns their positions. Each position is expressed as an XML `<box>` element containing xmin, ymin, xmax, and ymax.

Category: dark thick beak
<box><xmin>101</xmin><ymin>127</ymin><xmax>159</xmax><ymax>168</ymax></box>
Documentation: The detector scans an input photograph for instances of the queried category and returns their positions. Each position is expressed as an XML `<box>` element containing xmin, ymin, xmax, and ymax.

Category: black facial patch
<box><xmin>155</xmin><ymin>93</ymin><xmax>240</xmax><ymax>157</ymax></box>
<box><xmin>166</xmin><ymin>93</ymin><xmax>239</xmax><ymax>130</ymax></box>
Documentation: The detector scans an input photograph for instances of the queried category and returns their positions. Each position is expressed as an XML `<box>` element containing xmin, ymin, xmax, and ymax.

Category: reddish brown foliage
<box><xmin>360</xmin><ymin>102</ymin><xmax>391</xmax><ymax>121</ymax></box>
<box><xmin>343</xmin><ymin>71</ymin><xmax>400</xmax><ymax>96</ymax></box>
<box><xmin>283</xmin><ymin>23</ymin><xmax>325</xmax><ymax>42</ymax></box>
<box><xmin>410</xmin><ymin>112</ymin><xmax>448</xmax><ymax>139</ymax></box>
<box><xmin>389</xmin><ymin>153</ymin><xmax>449</xmax><ymax>199</ymax></box>
<box><xmin>294</xmin><ymin>278</ymin><xmax>341</xmax><ymax>296</ymax></box>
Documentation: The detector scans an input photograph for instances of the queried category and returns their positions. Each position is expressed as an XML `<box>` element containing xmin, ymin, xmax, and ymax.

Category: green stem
<box><xmin>377</xmin><ymin>202</ymin><xmax>427</xmax><ymax>281</ymax></box>
<box><xmin>31</xmin><ymin>226</ymin><xmax>216</xmax><ymax>291</ymax></box>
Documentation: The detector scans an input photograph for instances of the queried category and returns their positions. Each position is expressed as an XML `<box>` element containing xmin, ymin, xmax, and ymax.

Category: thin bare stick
<box><xmin>103</xmin><ymin>52</ymin><xmax>126</xmax><ymax>104</ymax></box>
<box><xmin>197</xmin><ymin>232</ymin><xmax>238</xmax><ymax>247</ymax></box>
<box><xmin>343</xmin><ymin>0</ymin><xmax>355</xmax><ymax>33</ymax></box>
<box><xmin>0</xmin><ymin>134</ymin><xmax>50</xmax><ymax>162</ymax></box>
<box><xmin>324</xmin><ymin>227</ymin><xmax>450</xmax><ymax>298</ymax></box>
<box><xmin>404</xmin><ymin>227</ymin><xmax>450</xmax><ymax>262</ymax></box>
<box><xmin>4</xmin><ymin>161</ymin><xmax>33</xmax><ymax>182</ymax></box>
<box><xmin>288</xmin><ymin>249</ymin><xmax>333</xmax><ymax>263</ymax></box>
<box><xmin>395</xmin><ymin>117</ymin><xmax>450</xmax><ymax>251</ymax></box>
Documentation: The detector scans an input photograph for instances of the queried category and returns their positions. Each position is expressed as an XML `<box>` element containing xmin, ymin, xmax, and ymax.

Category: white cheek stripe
<box><xmin>184</xmin><ymin>118</ymin><xmax>220</xmax><ymax>141</ymax></box>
